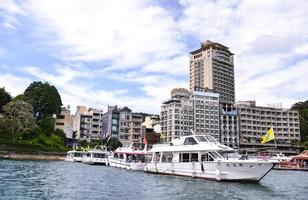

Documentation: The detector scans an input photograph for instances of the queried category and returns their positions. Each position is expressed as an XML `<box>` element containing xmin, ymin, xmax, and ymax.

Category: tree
<box><xmin>23</xmin><ymin>81</ymin><xmax>62</xmax><ymax>120</ymax></box>
<box><xmin>292</xmin><ymin>100</ymin><xmax>308</xmax><ymax>142</ymax></box>
<box><xmin>106</xmin><ymin>137</ymin><xmax>122</xmax><ymax>151</ymax></box>
<box><xmin>0</xmin><ymin>87</ymin><xmax>12</xmax><ymax>114</ymax></box>
<box><xmin>1</xmin><ymin>100</ymin><xmax>36</xmax><ymax>142</ymax></box>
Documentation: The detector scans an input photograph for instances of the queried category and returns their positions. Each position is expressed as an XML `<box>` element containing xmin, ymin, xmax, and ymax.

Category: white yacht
<box><xmin>82</xmin><ymin>146</ymin><xmax>109</xmax><ymax>165</ymax></box>
<box><xmin>144</xmin><ymin>134</ymin><xmax>274</xmax><ymax>182</ymax></box>
<box><xmin>108</xmin><ymin>143</ymin><xmax>148</xmax><ymax>171</ymax></box>
<box><xmin>65</xmin><ymin>150</ymin><xmax>85</xmax><ymax>162</ymax></box>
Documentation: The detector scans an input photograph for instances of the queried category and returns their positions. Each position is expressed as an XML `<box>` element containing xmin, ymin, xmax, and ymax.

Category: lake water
<box><xmin>0</xmin><ymin>160</ymin><xmax>307</xmax><ymax>200</ymax></box>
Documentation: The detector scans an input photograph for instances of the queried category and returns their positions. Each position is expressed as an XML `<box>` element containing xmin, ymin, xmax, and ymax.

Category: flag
<box><xmin>160</xmin><ymin>133</ymin><xmax>166</xmax><ymax>141</ymax></box>
<box><xmin>261</xmin><ymin>127</ymin><xmax>275</xmax><ymax>144</ymax></box>
<box><xmin>143</xmin><ymin>134</ymin><xmax>148</xmax><ymax>145</ymax></box>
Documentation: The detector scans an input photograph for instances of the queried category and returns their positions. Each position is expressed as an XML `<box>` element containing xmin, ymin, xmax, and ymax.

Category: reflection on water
<box><xmin>0</xmin><ymin>160</ymin><xmax>307</xmax><ymax>200</ymax></box>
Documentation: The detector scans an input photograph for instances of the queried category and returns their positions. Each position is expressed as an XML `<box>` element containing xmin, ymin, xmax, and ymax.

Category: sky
<box><xmin>0</xmin><ymin>0</ymin><xmax>308</xmax><ymax>114</ymax></box>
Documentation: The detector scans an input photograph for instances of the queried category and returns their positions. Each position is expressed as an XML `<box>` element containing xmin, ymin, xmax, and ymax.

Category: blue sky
<box><xmin>0</xmin><ymin>0</ymin><xmax>308</xmax><ymax>114</ymax></box>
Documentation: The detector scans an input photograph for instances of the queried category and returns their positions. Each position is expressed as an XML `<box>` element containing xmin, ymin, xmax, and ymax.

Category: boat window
<box><xmin>184</xmin><ymin>137</ymin><xmax>198</xmax><ymax>145</ymax></box>
<box><xmin>74</xmin><ymin>153</ymin><xmax>82</xmax><ymax>157</ymax></box>
<box><xmin>114</xmin><ymin>153</ymin><xmax>118</xmax><ymax>158</ymax></box>
<box><xmin>201</xmin><ymin>153</ymin><xmax>214</xmax><ymax>162</ymax></box>
<box><xmin>210</xmin><ymin>151</ymin><xmax>222</xmax><ymax>159</ymax></box>
<box><xmin>204</xmin><ymin>135</ymin><xmax>217</xmax><ymax>143</ymax></box>
<box><xmin>154</xmin><ymin>152</ymin><xmax>161</xmax><ymax>162</ymax></box>
<box><xmin>196</xmin><ymin>136</ymin><xmax>209</xmax><ymax>142</ymax></box>
<box><xmin>161</xmin><ymin>152</ymin><xmax>173</xmax><ymax>163</ymax></box>
<box><xmin>86</xmin><ymin>153</ymin><xmax>91</xmax><ymax>157</ymax></box>
<box><xmin>119</xmin><ymin>154</ymin><xmax>124</xmax><ymax>159</ymax></box>
<box><xmin>180</xmin><ymin>153</ymin><xmax>190</xmax><ymax>162</ymax></box>
<box><xmin>191</xmin><ymin>153</ymin><xmax>198</xmax><ymax>162</ymax></box>
<box><xmin>219</xmin><ymin>151</ymin><xmax>239</xmax><ymax>159</ymax></box>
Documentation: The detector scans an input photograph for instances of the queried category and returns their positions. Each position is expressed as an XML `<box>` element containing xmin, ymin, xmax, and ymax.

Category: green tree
<box><xmin>24</xmin><ymin>81</ymin><xmax>62</xmax><ymax>120</ymax></box>
<box><xmin>105</xmin><ymin>137</ymin><xmax>122</xmax><ymax>151</ymax></box>
<box><xmin>292</xmin><ymin>100</ymin><xmax>308</xmax><ymax>149</ymax></box>
<box><xmin>0</xmin><ymin>87</ymin><xmax>12</xmax><ymax>114</ymax></box>
<box><xmin>1</xmin><ymin>100</ymin><xmax>36</xmax><ymax>142</ymax></box>
<box><xmin>37</xmin><ymin>115</ymin><xmax>56</xmax><ymax>136</ymax></box>
<box><xmin>12</xmin><ymin>94</ymin><xmax>28</xmax><ymax>102</ymax></box>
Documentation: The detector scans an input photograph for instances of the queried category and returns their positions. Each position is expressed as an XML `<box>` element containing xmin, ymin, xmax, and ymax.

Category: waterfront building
<box><xmin>55</xmin><ymin>106</ymin><xmax>74</xmax><ymax>139</ymax></box>
<box><xmin>101</xmin><ymin>105</ymin><xmax>143</xmax><ymax>146</ymax></box>
<box><xmin>189</xmin><ymin>40</ymin><xmax>235</xmax><ymax>104</ymax></box>
<box><xmin>220</xmin><ymin>104</ymin><xmax>240</xmax><ymax>148</ymax></box>
<box><xmin>191</xmin><ymin>88</ymin><xmax>220</xmax><ymax>139</ymax></box>
<box><xmin>236</xmin><ymin>101</ymin><xmax>300</xmax><ymax>153</ymax></box>
<box><xmin>161</xmin><ymin>88</ymin><xmax>193</xmax><ymax>142</ymax></box>
<box><xmin>73</xmin><ymin>106</ymin><xmax>103</xmax><ymax>142</ymax></box>
<box><xmin>101</xmin><ymin>105</ymin><xmax>119</xmax><ymax>140</ymax></box>
<box><xmin>161</xmin><ymin>88</ymin><xmax>220</xmax><ymax>142</ymax></box>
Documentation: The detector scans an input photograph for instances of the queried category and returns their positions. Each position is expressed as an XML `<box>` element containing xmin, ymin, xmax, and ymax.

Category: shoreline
<box><xmin>0</xmin><ymin>151</ymin><xmax>66</xmax><ymax>161</ymax></box>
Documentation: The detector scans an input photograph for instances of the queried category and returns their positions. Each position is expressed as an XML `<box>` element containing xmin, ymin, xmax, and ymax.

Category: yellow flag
<box><xmin>261</xmin><ymin>127</ymin><xmax>275</xmax><ymax>144</ymax></box>
<box><xmin>160</xmin><ymin>133</ymin><xmax>166</xmax><ymax>140</ymax></box>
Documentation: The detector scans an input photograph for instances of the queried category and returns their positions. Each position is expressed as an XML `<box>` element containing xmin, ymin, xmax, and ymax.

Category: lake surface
<box><xmin>0</xmin><ymin>160</ymin><xmax>307</xmax><ymax>200</ymax></box>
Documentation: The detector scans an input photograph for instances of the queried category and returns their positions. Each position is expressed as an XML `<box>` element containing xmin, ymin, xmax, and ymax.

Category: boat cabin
<box><xmin>150</xmin><ymin>135</ymin><xmax>238</xmax><ymax>163</ymax></box>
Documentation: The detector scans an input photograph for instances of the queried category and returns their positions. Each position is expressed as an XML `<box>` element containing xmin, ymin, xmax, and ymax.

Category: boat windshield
<box><xmin>74</xmin><ymin>152</ymin><xmax>83</xmax><ymax>157</ymax></box>
<box><xmin>131</xmin><ymin>143</ymin><xmax>145</xmax><ymax>151</ymax></box>
<box><xmin>195</xmin><ymin>136</ymin><xmax>209</xmax><ymax>143</ymax></box>
<box><xmin>218</xmin><ymin>150</ymin><xmax>241</xmax><ymax>159</ymax></box>
<box><xmin>204</xmin><ymin>135</ymin><xmax>217</xmax><ymax>143</ymax></box>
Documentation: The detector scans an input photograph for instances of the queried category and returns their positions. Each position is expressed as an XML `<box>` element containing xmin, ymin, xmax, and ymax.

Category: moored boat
<box><xmin>144</xmin><ymin>133</ymin><xmax>274</xmax><ymax>182</ymax></box>
<box><xmin>108</xmin><ymin>143</ymin><xmax>148</xmax><ymax>171</ymax></box>
<box><xmin>82</xmin><ymin>146</ymin><xmax>109</xmax><ymax>165</ymax></box>
<box><xmin>275</xmin><ymin>150</ymin><xmax>308</xmax><ymax>171</ymax></box>
<box><xmin>65</xmin><ymin>150</ymin><xmax>85</xmax><ymax>162</ymax></box>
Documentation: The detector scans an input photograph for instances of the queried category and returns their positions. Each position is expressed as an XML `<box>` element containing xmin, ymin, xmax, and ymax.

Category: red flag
<box><xmin>144</xmin><ymin>135</ymin><xmax>148</xmax><ymax>144</ymax></box>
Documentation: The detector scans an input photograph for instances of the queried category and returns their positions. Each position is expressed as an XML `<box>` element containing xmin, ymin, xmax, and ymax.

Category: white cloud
<box><xmin>21</xmin><ymin>0</ymin><xmax>185</xmax><ymax>68</ymax></box>
<box><xmin>0</xmin><ymin>0</ymin><xmax>24</xmax><ymax>29</ymax></box>
<box><xmin>22</xmin><ymin>65</ymin><xmax>187</xmax><ymax>114</ymax></box>
<box><xmin>1</xmin><ymin>0</ymin><xmax>308</xmax><ymax>112</ymax></box>
<box><xmin>0</xmin><ymin>73</ymin><xmax>31</xmax><ymax>96</ymax></box>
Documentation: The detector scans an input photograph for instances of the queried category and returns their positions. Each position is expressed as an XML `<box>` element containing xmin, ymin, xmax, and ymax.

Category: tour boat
<box><xmin>65</xmin><ymin>150</ymin><xmax>85</xmax><ymax>162</ymax></box>
<box><xmin>144</xmin><ymin>133</ymin><xmax>274</xmax><ymax>182</ymax></box>
<box><xmin>275</xmin><ymin>150</ymin><xmax>308</xmax><ymax>171</ymax></box>
<box><xmin>108</xmin><ymin>143</ymin><xmax>148</xmax><ymax>171</ymax></box>
<box><xmin>82</xmin><ymin>146</ymin><xmax>109</xmax><ymax>165</ymax></box>
<box><xmin>268</xmin><ymin>153</ymin><xmax>293</xmax><ymax>164</ymax></box>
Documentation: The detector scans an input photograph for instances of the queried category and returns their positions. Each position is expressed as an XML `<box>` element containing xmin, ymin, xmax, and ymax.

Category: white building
<box><xmin>161</xmin><ymin>88</ymin><xmax>220</xmax><ymax>142</ymax></box>
<box><xmin>73</xmin><ymin>106</ymin><xmax>104</xmax><ymax>142</ymax></box>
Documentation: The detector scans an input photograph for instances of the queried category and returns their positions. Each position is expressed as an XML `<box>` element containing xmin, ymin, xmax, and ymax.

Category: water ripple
<box><xmin>0</xmin><ymin>160</ymin><xmax>307</xmax><ymax>200</ymax></box>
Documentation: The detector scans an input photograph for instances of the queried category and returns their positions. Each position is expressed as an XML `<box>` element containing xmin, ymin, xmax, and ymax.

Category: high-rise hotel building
<box><xmin>189</xmin><ymin>40</ymin><xmax>235</xmax><ymax>104</ymax></box>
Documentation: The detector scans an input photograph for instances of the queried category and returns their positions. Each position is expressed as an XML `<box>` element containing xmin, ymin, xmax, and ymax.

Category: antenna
<box><xmin>190</xmin><ymin>130</ymin><xmax>196</xmax><ymax>135</ymax></box>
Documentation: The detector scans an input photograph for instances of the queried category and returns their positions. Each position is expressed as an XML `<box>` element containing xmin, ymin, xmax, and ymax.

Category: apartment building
<box><xmin>220</xmin><ymin>104</ymin><xmax>240</xmax><ymax>148</ymax></box>
<box><xmin>101</xmin><ymin>105</ymin><xmax>143</xmax><ymax>146</ymax></box>
<box><xmin>191</xmin><ymin>88</ymin><xmax>220</xmax><ymax>139</ymax></box>
<box><xmin>55</xmin><ymin>106</ymin><xmax>74</xmax><ymax>139</ymax></box>
<box><xmin>161</xmin><ymin>88</ymin><xmax>193</xmax><ymax>142</ymax></box>
<box><xmin>73</xmin><ymin>106</ymin><xmax>103</xmax><ymax>142</ymax></box>
<box><xmin>189</xmin><ymin>40</ymin><xmax>235</xmax><ymax>104</ymax></box>
<box><xmin>236</xmin><ymin>101</ymin><xmax>300</xmax><ymax>153</ymax></box>
<box><xmin>161</xmin><ymin>88</ymin><xmax>220</xmax><ymax>142</ymax></box>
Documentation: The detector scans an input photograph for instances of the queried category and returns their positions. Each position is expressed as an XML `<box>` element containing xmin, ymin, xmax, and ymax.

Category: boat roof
<box><xmin>114</xmin><ymin>143</ymin><xmax>148</xmax><ymax>154</ymax></box>
<box><xmin>67</xmin><ymin>150</ymin><xmax>86</xmax><ymax>153</ymax></box>
<box><xmin>149</xmin><ymin>135</ymin><xmax>233</xmax><ymax>153</ymax></box>
<box><xmin>293</xmin><ymin>150</ymin><xmax>308</xmax><ymax>160</ymax></box>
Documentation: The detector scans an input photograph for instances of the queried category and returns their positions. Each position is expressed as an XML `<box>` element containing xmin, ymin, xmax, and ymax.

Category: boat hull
<box><xmin>109</xmin><ymin>158</ymin><xmax>147</xmax><ymax>171</ymax></box>
<box><xmin>82</xmin><ymin>158</ymin><xmax>108</xmax><ymax>165</ymax></box>
<box><xmin>144</xmin><ymin>161</ymin><xmax>274</xmax><ymax>182</ymax></box>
